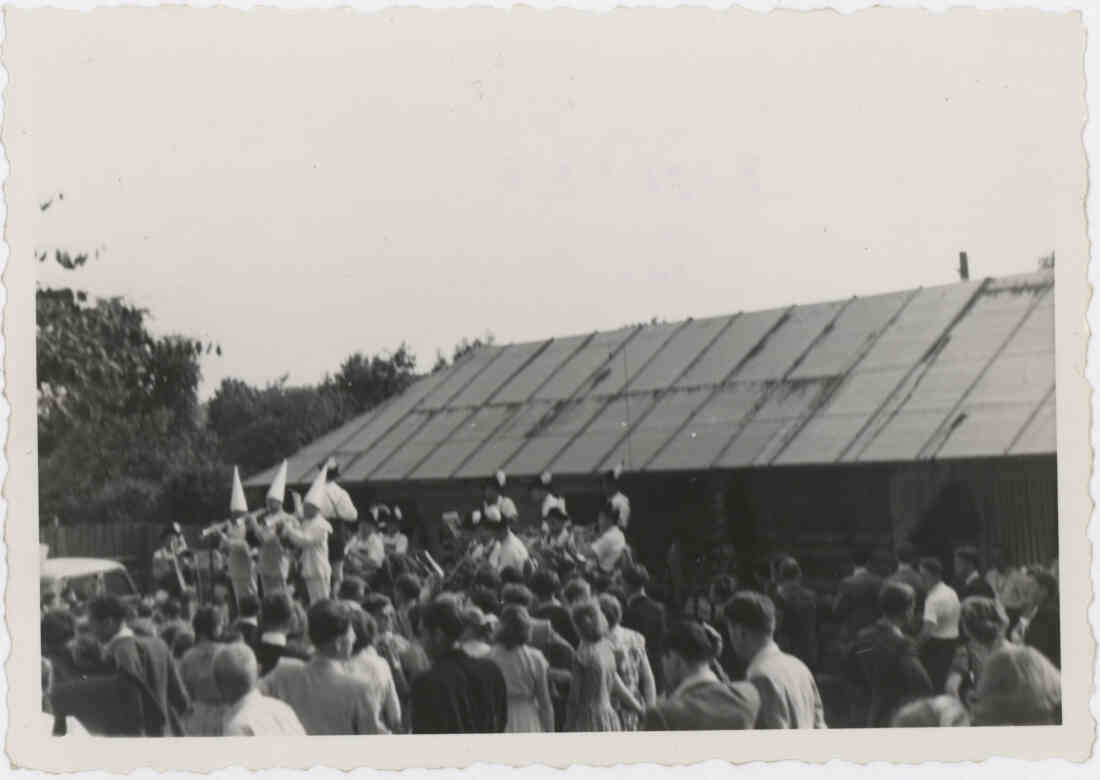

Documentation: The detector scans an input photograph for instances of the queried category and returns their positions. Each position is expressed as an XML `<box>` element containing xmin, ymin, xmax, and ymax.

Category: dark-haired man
<box><xmin>255</xmin><ymin>593</ymin><xmax>310</xmax><ymax>677</ymax></box>
<box><xmin>622</xmin><ymin>564</ymin><xmax>667</xmax><ymax>694</ymax></box>
<box><xmin>411</xmin><ymin>597</ymin><xmax>507</xmax><ymax>734</ymax></box>
<box><xmin>85</xmin><ymin>594</ymin><xmax>190</xmax><ymax>735</ymax></box>
<box><xmin>954</xmin><ymin>545</ymin><xmax>996</xmax><ymax>601</ymax></box>
<box><xmin>852</xmin><ymin>582</ymin><xmax>933</xmax><ymax>727</ymax></box>
<box><xmin>723</xmin><ymin>592</ymin><xmax>825</xmax><ymax>729</ymax></box>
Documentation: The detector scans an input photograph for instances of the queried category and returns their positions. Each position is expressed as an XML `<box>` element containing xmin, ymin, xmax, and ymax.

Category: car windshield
<box><xmin>65</xmin><ymin>570</ymin><xmax>134</xmax><ymax>600</ymax></box>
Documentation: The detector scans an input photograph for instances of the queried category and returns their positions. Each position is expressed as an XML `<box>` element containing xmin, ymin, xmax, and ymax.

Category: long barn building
<box><xmin>246</xmin><ymin>270</ymin><xmax>1056</xmax><ymax>588</ymax></box>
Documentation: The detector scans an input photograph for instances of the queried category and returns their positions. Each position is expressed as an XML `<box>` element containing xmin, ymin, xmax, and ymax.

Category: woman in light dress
<box><xmin>488</xmin><ymin>605</ymin><xmax>555</xmax><ymax>732</ymax></box>
<box><xmin>597</xmin><ymin>593</ymin><xmax>656</xmax><ymax>731</ymax></box>
<box><xmin>565</xmin><ymin>599</ymin><xmax>643</xmax><ymax>732</ymax></box>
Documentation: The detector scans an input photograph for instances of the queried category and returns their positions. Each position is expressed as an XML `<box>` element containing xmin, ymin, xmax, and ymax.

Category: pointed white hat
<box><xmin>267</xmin><ymin>460</ymin><xmax>288</xmax><ymax>503</ymax></box>
<box><xmin>229</xmin><ymin>466</ymin><xmax>248</xmax><ymax>514</ymax></box>
<box><xmin>304</xmin><ymin>466</ymin><xmax>327</xmax><ymax>510</ymax></box>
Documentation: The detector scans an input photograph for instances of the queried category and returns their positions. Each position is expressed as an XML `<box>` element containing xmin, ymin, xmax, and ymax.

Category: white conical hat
<box><xmin>266</xmin><ymin>460</ymin><xmax>288</xmax><ymax>503</ymax></box>
<box><xmin>229</xmin><ymin>466</ymin><xmax>248</xmax><ymax>514</ymax></box>
<box><xmin>304</xmin><ymin>467</ymin><xmax>327</xmax><ymax>510</ymax></box>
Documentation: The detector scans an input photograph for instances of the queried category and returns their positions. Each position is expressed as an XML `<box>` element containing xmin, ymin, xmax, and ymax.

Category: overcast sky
<box><xmin>10</xmin><ymin>8</ymin><xmax>1084</xmax><ymax>399</ymax></box>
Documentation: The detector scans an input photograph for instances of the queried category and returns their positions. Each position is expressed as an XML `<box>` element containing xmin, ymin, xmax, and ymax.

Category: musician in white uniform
<box><xmin>530</xmin><ymin>471</ymin><xmax>568</xmax><ymax>538</ymax></box>
<box><xmin>488</xmin><ymin>514</ymin><xmax>530</xmax><ymax>575</ymax></box>
<box><xmin>345</xmin><ymin>506</ymin><xmax>386</xmax><ymax>577</ymax></box>
<box><xmin>280</xmin><ymin>468</ymin><xmax>333</xmax><ymax>605</ymax></box>
<box><xmin>381</xmin><ymin>507</ymin><xmax>410</xmax><ymax>558</ymax></box>
<box><xmin>588</xmin><ymin>498</ymin><xmax>629</xmax><ymax>573</ymax></box>
<box><xmin>152</xmin><ymin>523</ymin><xmax>190</xmax><ymax>597</ymax></box>
<box><xmin>482</xmin><ymin>470</ymin><xmax>519</xmax><ymax>527</ymax></box>
<box><xmin>316</xmin><ymin>458</ymin><xmax>358</xmax><ymax>597</ymax></box>
<box><xmin>602</xmin><ymin>464</ymin><xmax>631</xmax><ymax>531</ymax></box>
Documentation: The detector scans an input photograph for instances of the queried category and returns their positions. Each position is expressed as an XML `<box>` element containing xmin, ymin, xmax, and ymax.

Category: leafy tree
<box><xmin>323</xmin><ymin>344</ymin><xmax>417</xmax><ymax>414</ymax></box>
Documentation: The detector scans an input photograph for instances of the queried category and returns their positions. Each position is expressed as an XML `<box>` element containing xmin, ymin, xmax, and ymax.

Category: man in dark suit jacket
<box><xmin>834</xmin><ymin>549</ymin><xmax>886</xmax><ymax>642</ymax></box>
<box><xmin>411</xmin><ymin>598</ymin><xmax>508</xmax><ymax>734</ymax></box>
<box><xmin>86</xmin><ymin>594</ymin><xmax>190</xmax><ymax>736</ymax></box>
<box><xmin>255</xmin><ymin>593</ymin><xmax>312</xmax><ymax>676</ymax></box>
<box><xmin>773</xmin><ymin>557</ymin><xmax>819</xmax><ymax>672</ymax></box>
<box><xmin>231</xmin><ymin>594</ymin><xmax>262</xmax><ymax>649</ymax></box>
<box><xmin>622</xmin><ymin>564</ymin><xmax>667</xmax><ymax>693</ymax></box>
<box><xmin>851</xmin><ymin>582</ymin><xmax>933</xmax><ymax>727</ymax></box>
<box><xmin>886</xmin><ymin>542</ymin><xmax>927</xmax><ymax>618</ymax></box>
<box><xmin>954</xmin><ymin>546</ymin><xmax>996</xmax><ymax>601</ymax></box>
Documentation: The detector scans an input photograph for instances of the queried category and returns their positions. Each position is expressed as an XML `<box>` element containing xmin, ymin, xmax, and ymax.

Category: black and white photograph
<box><xmin>3</xmin><ymin>3</ymin><xmax>1093</xmax><ymax>771</ymax></box>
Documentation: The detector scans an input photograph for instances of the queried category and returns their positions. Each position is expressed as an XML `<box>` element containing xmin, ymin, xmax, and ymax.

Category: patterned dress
<box><xmin>565</xmin><ymin>639</ymin><xmax>622</xmax><ymax>732</ymax></box>
<box><xmin>607</xmin><ymin>625</ymin><xmax>648</xmax><ymax>731</ymax></box>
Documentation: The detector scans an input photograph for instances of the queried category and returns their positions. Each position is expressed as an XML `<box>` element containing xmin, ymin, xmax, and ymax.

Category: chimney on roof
<box><xmin>958</xmin><ymin>251</ymin><xmax>970</xmax><ymax>281</ymax></box>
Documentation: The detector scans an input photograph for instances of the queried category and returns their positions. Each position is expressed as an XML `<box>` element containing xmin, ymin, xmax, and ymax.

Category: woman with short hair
<box><xmin>945</xmin><ymin>596</ymin><xmax>1009</xmax><ymax>707</ymax></box>
<box><xmin>487</xmin><ymin>605</ymin><xmax>554</xmax><ymax>732</ymax></box>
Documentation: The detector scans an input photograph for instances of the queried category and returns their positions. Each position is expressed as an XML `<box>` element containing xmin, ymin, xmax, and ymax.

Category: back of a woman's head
<box><xmin>570</xmin><ymin>599</ymin><xmax>608</xmax><ymax>643</ymax></box>
<box><xmin>960</xmin><ymin>596</ymin><xmax>1008</xmax><ymax>644</ymax></box>
<box><xmin>891</xmin><ymin>696</ymin><xmax>970</xmax><ymax>728</ymax></box>
<box><xmin>563</xmin><ymin>578</ymin><xmax>592</xmax><ymax>606</ymax></box>
<box><xmin>597</xmin><ymin>593</ymin><xmax>623</xmax><ymax>629</ymax></box>
<box><xmin>663</xmin><ymin>620</ymin><xmax>720</xmax><ymax>665</ymax></box>
<box><xmin>348</xmin><ymin>607</ymin><xmax>378</xmax><ymax>655</ymax></box>
<box><xmin>972</xmin><ymin>645</ymin><xmax>1062</xmax><ymax>726</ymax></box>
<box><xmin>496</xmin><ymin>605</ymin><xmax>532</xmax><ymax>649</ymax></box>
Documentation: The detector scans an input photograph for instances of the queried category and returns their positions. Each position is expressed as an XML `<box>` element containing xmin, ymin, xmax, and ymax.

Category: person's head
<box><xmin>563</xmin><ymin>577</ymin><xmax>592</xmax><ymax>606</ymax></box>
<box><xmin>41</xmin><ymin>608</ymin><xmax>76</xmax><ymax>651</ymax></box>
<box><xmin>472</xmin><ymin>567</ymin><xmax>502</xmax><ymax>593</ymax></box>
<box><xmin>896</xmin><ymin>541</ymin><xmax>918</xmax><ymax>568</ymax></box>
<box><xmin>348</xmin><ymin>607</ymin><xmax>378</xmax><ymax>655</ymax></box>
<box><xmin>722</xmin><ymin>592</ymin><xmax>777</xmax><ymax>662</ymax></box>
<box><xmin>545</xmin><ymin>506</ymin><xmax>569</xmax><ymax>534</ymax></box>
<box><xmin>971</xmin><ymin>645</ymin><xmax>1062</xmax><ymax>726</ymax></box>
<box><xmin>596</xmin><ymin>499</ymin><xmax>619</xmax><ymax>533</ymax></box>
<box><xmin>878</xmin><ymin>581</ymin><xmax>916</xmax><ymax>630</ymax></box>
<box><xmin>622</xmin><ymin>564</ymin><xmax>650</xmax><ymax>594</ymax></box>
<box><xmin>499</xmin><ymin>565</ymin><xmax>523</xmax><ymax>586</ymax></box>
<box><xmin>394</xmin><ymin>573</ymin><xmax>422</xmax><ymax>606</ymax></box>
<box><xmin>358</xmin><ymin>516</ymin><xmax>377</xmax><ymax>539</ymax></box>
<box><xmin>265</xmin><ymin>496</ymin><xmax>283</xmax><ymax>514</ymax></box>
<box><xmin>1032</xmin><ymin>569</ymin><xmax>1058</xmax><ymax>605</ymax></box>
<box><xmin>776</xmin><ymin>557</ymin><xmax>801</xmax><ymax>584</ymax></box>
<box><xmin>959</xmin><ymin>596</ymin><xmax>1008</xmax><ymax>645</ymax></box>
<box><xmin>261</xmin><ymin>593</ymin><xmax>294</xmax><ymax>634</ymax></box>
<box><xmin>307</xmin><ymin>599</ymin><xmax>355</xmax><ymax>659</ymax></box>
<box><xmin>419</xmin><ymin>597</ymin><xmax>466</xmax><ymax>658</ymax></box>
<box><xmin>193</xmin><ymin>605</ymin><xmax>223</xmax><ymax>642</ymax></box>
<box><xmin>597</xmin><ymin>592</ymin><xmax>623</xmax><ymax>630</ymax></box>
<box><xmin>662</xmin><ymin>620</ymin><xmax>721</xmax><ymax>690</ymax></box>
<box><xmin>238</xmin><ymin>594</ymin><xmax>260</xmax><ymax>621</ymax></box>
<box><xmin>953</xmin><ymin>545</ymin><xmax>981</xmax><ymax>580</ymax></box>
<box><xmin>496</xmin><ymin>604</ymin><xmax>533</xmax><ymax>650</ymax></box>
<box><xmin>87</xmin><ymin>594</ymin><xmax>128</xmax><ymax>644</ymax></box>
<box><xmin>571</xmin><ymin>599</ymin><xmax>609</xmax><ymax>644</ymax></box>
<box><xmin>601</xmin><ymin>467</ymin><xmax>620</xmax><ymax>497</ymax></box>
<box><xmin>891</xmin><ymin>695</ymin><xmax>970</xmax><ymax>727</ymax></box>
<box><xmin>918</xmin><ymin>557</ymin><xmax>944</xmax><ymax>587</ymax></box>
<box><xmin>469</xmin><ymin>585</ymin><xmax>501</xmax><ymax>617</ymax></box>
<box><xmin>851</xmin><ymin>547</ymin><xmax>871</xmax><ymax>570</ymax></box>
<box><xmin>710</xmin><ymin>574</ymin><xmax>739</xmax><ymax>606</ymax></box>
<box><xmin>530</xmin><ymin>569</ymin><xmax>561</xmax><ymax>602</ymax></box>
<box><xmin>988</xmin><ymin>543</ymin><xmax>1008</xmax><ymax>571</ymax></box>
<box><xmin>461</xmin><ymin>604</ymin><xmax>495</xmax><ymax>642</ymax></box>
<box><xmin>501</xmin><ymin>583</ymin><xmax>534</xmax><ymax>609</ymax></box>
<box><xmin>71</xmin><ymin>633</ymin><xmax>108</xmax><ymax>673</ymax></box>
<box><xmin>172</xmin><ymin>631</ymin><xmax>195</xmax><ymax>659</ymax></box>
<box><xmin>213</xmin><ymin>642</ymin><xmax>259</xmax><ymax>705</ymax></box>
<box><xmin>483</xmin><ymin>472</ymin><xmax>503</xmax><ymax>505</ymax></box>
<box><xmin>363</xmin><ymin>593</ymin><xmax>396</xmax><ymax>633</ymax></box>
<box><xmin>339</xmin><ymin>576</ymin><xmax>367</xmax><ymax>603</ymax></box>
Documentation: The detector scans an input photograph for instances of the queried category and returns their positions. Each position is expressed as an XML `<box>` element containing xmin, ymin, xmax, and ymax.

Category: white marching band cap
<box><xmin>229</xmin><ymin>466</ymin><xmax>248</xmax><ymax>514</ymax></box>
<box><xmin>267</xmin><ymin>460</ymin><xmax>288</xmax><ymax>503</ymax></box>
<box><xmin>304</xmin><ymin>466</ymin><xmax>327</xmax><ymax>510</ymax></box>
<box><xmin>492</xmin><ymin>469</ymin><xmax>507</xmax><ymax>489</ymax></box>
<box><xmin>539</xmin><ymin>471</ymin><xmax>552</xmax><ymax>488</ymax></box>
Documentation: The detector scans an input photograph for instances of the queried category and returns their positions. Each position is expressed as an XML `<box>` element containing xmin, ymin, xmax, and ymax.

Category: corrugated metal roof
<box><xmin>246</xmin><ymin>270</ymin><xmax>1056</xmax><ymax>488</ymax></box>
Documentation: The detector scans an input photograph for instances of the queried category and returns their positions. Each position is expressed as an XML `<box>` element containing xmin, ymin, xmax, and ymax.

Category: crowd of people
<box><xmin>39</xmin><ymin>461</ymin><xmax>1063</xmax><ymax>736</ymax></box>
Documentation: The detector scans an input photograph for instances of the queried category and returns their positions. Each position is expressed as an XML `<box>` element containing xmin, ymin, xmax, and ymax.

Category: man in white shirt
<box><xmin>346</xmin><ymin>514</ymin><xmax>386</xmax><ymax>576</ymax></box>
<box><xmin>602</xmin><ymin>465</ymin><xmax>631</xmax><ymax>530</ymax></box>
<box><xmin>317</xmin><ymin>459</ymin><xmax>358</xmax><ymax>598</ymax></box>
<box><xmin>916</xmin><ymin>557</ymin><xmax>961</xmax><ymax>691</ymax></box>
<box><xmin>589</xmin><ymin>501</ymin><xmax>628</xmax><ymax>573</ymax></box>
<box><xmin>488</xmin><ymin>517</ymin><xmax>529</xmax><ymax>574</ymax></box>
<box><xmin>216</xmin><ymin>642</ymin><xmax>305</xmax><ymax>736</ymax></box>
